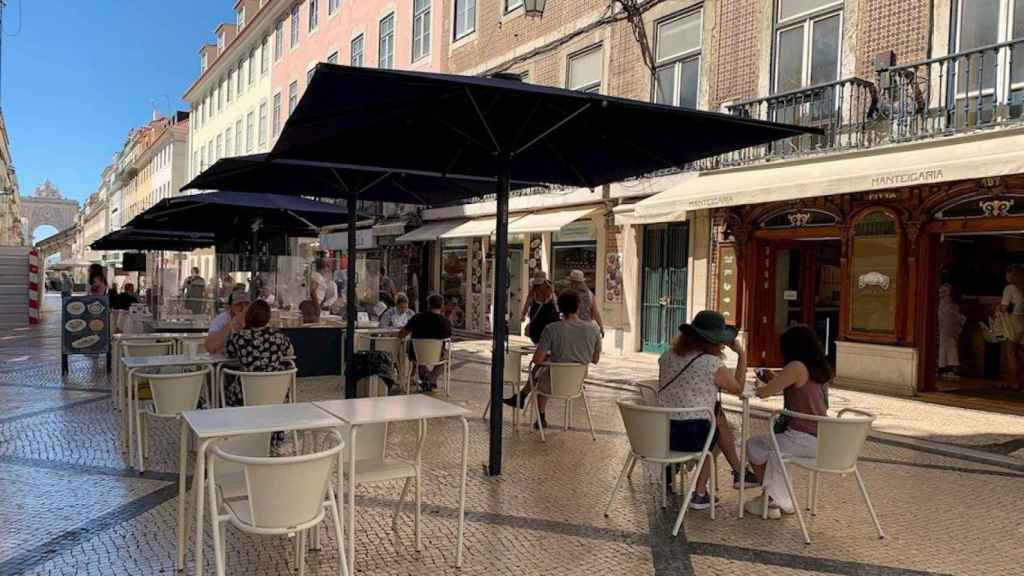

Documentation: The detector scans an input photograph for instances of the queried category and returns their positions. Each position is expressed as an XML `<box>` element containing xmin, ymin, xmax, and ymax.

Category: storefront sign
<box><xmin>320</xmin><ymin>229</ymin><xmax>375</xmax><ymax>251</ymax></box>
<box><xmin>869</xmin><ymin>169</ymin><xmax>944</xmax><ymax>189</ymax></box>
<box><xmin>553</xmin><ymin>219</ymin><xmax>595</xmax><ymax>243</ymax></box>
<box><xmin>716</xmin><ymin>245</ymin><xmax>737</xmax><ymax>325</ymax></box>
<box><xmin>602</xmin><ymin>225</ymin><xmax>625</xmax><ymax>328</ymax></box>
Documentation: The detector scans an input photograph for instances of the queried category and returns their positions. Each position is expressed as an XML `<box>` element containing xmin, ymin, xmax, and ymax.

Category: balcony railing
<box><xmin>705</xmin><ymin>77</ymin><xmax>879</xmax><ymax>168</ymax></box>
<box><xmin>878</xmin><ymin>38</ymin><xmax>1024</xmax><ymax>141</ymax></box>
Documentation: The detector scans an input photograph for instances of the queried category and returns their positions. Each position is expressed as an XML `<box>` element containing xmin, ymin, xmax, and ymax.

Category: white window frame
<box><xmin>309</xmin><ymin>0</ymin><xmax>320</xmax><ymax>33</ymax></box>
<box><xmin>288</xmin><ymin>81</ymin><xmax>299</xmax><ymax>115</ymax></box>
<box><xmin>226</xmin><ymin>126</ymin><xmax>233</xmax><ymax>156</ymax></box>
<box><xmin>290</xmin><ymin>4</ymin><xmax>301</xmax><ymax>48</ymax></box>
<box><xmin>351</xmin><ymin>34</ymin><xmax>364</xmax><ymax>66</ymax></box>
<box><xmin>248</xmin><ymin>48</ymin><xmax>257</xmax><ymax>85</ymax></box>
<box><xmin>953</xmin><ymin>0</ymin><xmax>1024</xmax><ymax>100</ymax></box>
<box><xmin>274</xmin><ymin>19</ymin><xmax>284</xmax><ymax>61</ymax></box>
<box><xmin>327</xmin><ymin>50</ymin><xmax>339</xmax><ymax>64</ymax></box>
<box><xmin>505</xmin><ymin>0</ymin><xmax>524</xmax><ymax>14</ymax></box>
<box><xmin>566</xmin><ymin>45</ymin><xmax>604</xmax><ymax>93</ymax></box>
<box><xmin>773</xmin><ymin>0</ymin><xmax>843</xmax><ymax>94</ymax></box>
<box><xmin>273</xmin><ymin>92</ymin><xmax>282</xmax><ymax>136</ymax></box>
<box><xmin>246</xmin><ymin>111</ymin><xmax>255</xmax><ymax>152</ymax></box>
<box><xmin>412</xmin><ymin>0</ymin><xmax>431</xmax><ymax>62</ymax></box>
<box><xmin>261</xmin><ymin>35</ymin><xmax>269</xmax><ymax>76</ymax></box>
<box><xmin>453</xmin><ymin>0</ymin><xmax>476</xmax><ymax>40</ymax></box>
<box><xmin>258</xmin><ymin>100</ymin><xmax>269</xmax><ymax>146</ymax></box>
<box><xmin>379</xmin><ymin>13</ymin><xmax>395</xmax><ymax>69</ymax></box>
<box><xmin>329</xmin><ymin>0</ymin><xmax>341</xmax><ymax>16</ymax></box>
<box><xmin>235</xmin><ymin>119</ymin><xmax>243</xmax><ymax>154</ymax></box>
<box><xmin>652</xmin><ymin>10</ymin><xmax>703</xmax><ymax>108</ymax></box>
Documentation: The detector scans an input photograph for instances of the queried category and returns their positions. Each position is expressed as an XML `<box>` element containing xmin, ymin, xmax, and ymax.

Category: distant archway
<box><xmin>20</xmin><ymin>180</ymin><xmax>79</xmax><ymax>242</ymax></box>
<box><xmin>33</xmin><ymin>225</ymin><xmax>58</xmax><ymax>244</ymax></box>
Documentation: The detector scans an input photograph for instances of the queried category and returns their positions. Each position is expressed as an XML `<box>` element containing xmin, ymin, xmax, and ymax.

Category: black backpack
<box><xmin>527</xmin><ymin>300</ymin><xmax>560</xmax><ymax>343</ymax></box>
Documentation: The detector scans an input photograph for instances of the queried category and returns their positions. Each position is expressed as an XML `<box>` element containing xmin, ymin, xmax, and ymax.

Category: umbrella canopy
<box><xmin>269</xmin><ymin>64</ymin><xmax>816</xmax><ymax>187</ymax></box>
<box><xmin>251</xmin><ymin>64</ymin><xmax>819</xmax><ymax>476</ymax></box>
<box><xmin>91</xmin><ymin>227</ymin><xmax>215</xmax><ymax>251</ymax></box>
<box><xmin>124</xmin><ymin>191</ymin><xmax>351</xmax><ymax>237</ymax></box>
<box><xmin>184</xmin><ymin>154</ymin><xmax>540</xmax><ymax>205</ymax></box>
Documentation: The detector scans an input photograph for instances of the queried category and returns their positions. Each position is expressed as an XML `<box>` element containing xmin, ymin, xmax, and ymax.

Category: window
<box><xmin>953</xmin><ymin>0</ymin><xmax>1024</xmax><ymax>115</ymax></box>
<box><xmin>193</xmin><ymin>151</ymin><xmax>199</xmax><ymax>178</ymax></box>
<box><xmin>237</xmin><ymin>6</ymin><xmax>246</xmax><ymax>29</ymax></box>
<box><xmin>272</xmin><ymin>92</ymin><xmax>282</xmax><ymax>135</ymax></box>
<box><xmin>258</xmin><ymin>101</ymin><xmax>268</xmax><ymax>146</ymax></box>
<box><xmin>309</xmin><ymin>0</ymin><xmax>319</xmax><ymax>32</ymax></box>
<box><xmin>236</xmin><ymin>61</ymin><xmax>244</xmax><ymax>93</ymax></box>
<box><xmin>290</xmin><ymin>4</ymin><xmax>301</xmax><ymax>48</ymax></box>
<box><xmin>234</xmin><ymin>119</ymin><xmax>243</xmax><ymax>154</ymax></box>
<box><xmin>248</xmin><ymin>48</ymin><xmax>256</xmax><ymax>85</ymax></box>
<box><xmin>225</xmin><ymin>126</ymin><xmax>233</xmax><ymax>156</ymax></box>
<box><xmin>218</xmin><ymin>31</ymin><xmax>226</xmax><ymax>51</ymax></box>
<box><xmin>379</xmin><ymin>14</ymin><xmax>395</xmax><ymax>69</ymax></box>
<box><xmin>288</xmin><ymin>81</ymin><xmax>299</xmax><ymax>115</ymax></box>
<box><xmin>215</xmin><ymin>134</ymin><xmax>222</xmax><ymax>163</ymax></box>
<box><xmin>505</xmin><ymin>0</ymin><xmax>523</xmax><ymax>12</ymax></box>
<box><xmin>227</xmin><ymin>70</ymin><xmax>234</xmax><ymax>102</ymax></box>
<box><xmin>351</xmin><ymin>35</ymin><xmax>364</xmax><ymax>66</ymax></box>
<box><xmin>774</xmin><ymin>0</ymin><xmax>842</xmax><ymax>94</ymax></box>
<box><xmin>653</xmin><ymin>11</ymin><xmax>702</xmax><ymax>108</ymax></box>
<box><xmin>327</xmin><ymin>51</ymin><xmax>339</xmax><ymax>64</ymax></box>
<box><xmin>412</xmin><ymin>0</ymin><xmax>431</xmax><ymax>61</ymax></box>
<box><xmin>567</xmin><ymin>46</ymin><xmax>603</xmax><ymax>93</ymax></box>
<box><xmin>329</xmin><ymin>0</ymin><xmax>340</xmax><ymax>15</ymax></box>
<box><xmin>261</xmin><ymin>35</ymin><xmax>269</xmax><ymax>76</ymax></box>
<box><xmin>849</xmin><ymin>209</ymin><xmax>900</xmax><ymax>334</ymax></box>
<box><xmin>246</xmin><ymin>111</ymin><xmax>255</xmax><ymax>152</ymax></box>
<box><xmin>454</xmin><ymin>0</ymin><xmax>475</xmax><ymax>39</ymax></box>
<box><xmin>274</xmin><ymin>19</ymin><xmax>284</xmax><ymax>61</ymax></box>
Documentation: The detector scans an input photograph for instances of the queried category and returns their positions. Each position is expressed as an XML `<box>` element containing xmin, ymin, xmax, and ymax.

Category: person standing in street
<box><xmin>182</xmin><ymin>267</ymin><xmax>207</xmax><ymax>315</ymax></box>
<box><xmin>566</xmin><ymin>269</ymin><xmax>605</xmax><ymax>337</ymax></box>
<box><xmin>88</xmin><ymin>264</ymin><xmax>108</xmax><ymax>296</ymax></box>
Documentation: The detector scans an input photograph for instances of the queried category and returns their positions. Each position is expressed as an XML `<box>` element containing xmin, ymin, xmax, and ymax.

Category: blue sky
<box><xmin>4</xmin><ymin>1</ymin><xmax>233</xmax><ymax>237</ymax></box>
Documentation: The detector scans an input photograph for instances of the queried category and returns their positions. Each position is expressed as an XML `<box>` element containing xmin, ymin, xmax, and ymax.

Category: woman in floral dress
<box><xmin>224</xmin><ymin>300</ymin><xmax>295</xmax><ymax>406</ymax></box>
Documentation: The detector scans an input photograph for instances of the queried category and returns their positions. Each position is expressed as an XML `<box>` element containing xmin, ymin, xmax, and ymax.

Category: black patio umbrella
<box><xmin>91</xmin><ymin>227</ymin><xmax>215</xmax><ymax>252</ymax></box>
<box><xmin>124</xmin><ymin>191</ymin><xmax>350</xmax><ymax>236</ymax></box>
<box><xmin>260</xmin><ymin>64</ymin><xmax>818</xmax><ymax>475</ymax></box>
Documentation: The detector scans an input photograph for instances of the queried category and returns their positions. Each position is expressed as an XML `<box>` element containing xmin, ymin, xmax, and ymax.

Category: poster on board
<box><xmin>61</xmin><ymin>294</ymin><xmax>111</xmax><ymax>358</ymax></box>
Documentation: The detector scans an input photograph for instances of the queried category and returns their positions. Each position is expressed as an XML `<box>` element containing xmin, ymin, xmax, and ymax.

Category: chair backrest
<box><xmin>504</xmin><ymin>350</ymin><xmax>523</xmax><ymax>385</ymax></box>
<box><xmin>179</xmin><ymin>337</ymin><xmax>205</xmax><ymax>357</ymax></box>
<box><xmin>215</xmin><ymin>432</ymin><xmax>272</xmax><ymax>476</ymax></box>
<box><xmin>122</xmin><ymin>340</ymin><xmax>175</xmax><ymax>357</ymax></box>
<box><xmin>635</xmin><ymin>383</ymin><xmax>658</xmax><ymax>405</ymax></box>
<box><xmin>224</xmin><ymin>368</ymin><xmax>296</xmax><ymax>406</ymax></box>
<box><xmin>618</xmin><ymin>400</ymin><xmax>714</xmax><ymax>459</ymax></box>
<box><xmin>355</xmin><ymin>333</ymin><xmax>373</xmax><ymax>352</ymax></box>
<box><xmin>814</xmin><ymin>409</ymin><xmax>875</xmax><ymax>472</ymax></box>
<box><xmin>372</xmin><ymin>337</ymin><xmax>404</xmax><ymax>361</ymax></box>
<box><xmin>546</xmin><ymin>362</ymin><xmax>588</xmax><ymax>397</ymax></box>
<box><xmin>213</xmin><ymin>430</ymin><xmax>343</xmax><ymax>530</ymax></box>
<box><xmin>412</xmin><ymin>339</ymin><xmax>445</xmax><ymax>365</ymax></box>
<box><xmin>146</xmin><ymin>367</ymin><xmax>210</xmax><ymax>416</ymax></box>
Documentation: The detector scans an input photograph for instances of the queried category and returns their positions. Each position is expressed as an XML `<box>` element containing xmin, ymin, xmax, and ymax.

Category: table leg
<box><xmin>738</xmin><ymin>397</ymin><xmax>749</xmax><ymax>518</ymax></box>
<box><xmin>348</xmin><ymin>425</ymin><xmax>358</xmax><ymax>574</ymax></box>
<box><xmin>456</xmin><ymin>416</ymin><xmax>468</xmax><ymax>567</ymax></box>
<box><xmin>177</xmin><ymin>420</ymin><xmax>188</xmax><ymax>571</ymax></box>
<box><xmin>127</xmin><ymin>368</ymin><xmax>136</xmax><ymax>469</ymax></box>
<box><xmin>415</xmin><ymin>420</ymin><xmax>425</xmax><ymax>551</ymax></box>
<box><xmin>193</xmin><ymin>439</ymin><xmax>212</xmax><ymax>576</ymax></box>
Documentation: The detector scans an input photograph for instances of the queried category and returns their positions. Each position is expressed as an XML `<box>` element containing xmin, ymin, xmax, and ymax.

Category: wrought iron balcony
<box><xmin>701</xmin><ymin>77</ymin><xmax>879</xmax><ymax>169</ymax></box>
<box><xmin>878</xmin><ymin>38</ymin><xmax>1024</xmax><ymax>141</ymax></box>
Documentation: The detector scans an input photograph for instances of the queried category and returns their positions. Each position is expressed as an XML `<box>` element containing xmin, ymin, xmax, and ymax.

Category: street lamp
<box><xmin>523</xmin><ymin>0</ymin><xmax>546</xmax><ymax>17</ymax></box>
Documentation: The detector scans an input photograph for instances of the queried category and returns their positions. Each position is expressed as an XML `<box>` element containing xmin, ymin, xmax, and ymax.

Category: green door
<box><xmin>641</xmin><ymin>222</ymin><xmax>690</xmax><ymax>353</ymax></box>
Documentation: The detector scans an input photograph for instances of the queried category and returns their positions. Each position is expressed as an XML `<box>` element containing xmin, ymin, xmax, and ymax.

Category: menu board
<box><xmin>61</xmin><ymin>295</ymin><xmax>111</xmax><ymax>356</ymax></box>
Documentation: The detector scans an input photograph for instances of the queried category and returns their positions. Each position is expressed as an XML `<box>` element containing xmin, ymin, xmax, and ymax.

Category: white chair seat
<box><xmin>344</xmin><ymin>459</ymin><xmax>416</xmax><ymax>483</ymax></box>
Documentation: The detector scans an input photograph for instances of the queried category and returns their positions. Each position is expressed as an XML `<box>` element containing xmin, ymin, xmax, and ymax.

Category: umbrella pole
<box><xmin>345</xmin><ymin>194</ymin><xmax>358</xmax><ymax>399</ymax></box>
<box><xmin>488</xmin><ymin>159</ymin><xmax>510</xmax><ymax>476</ymax></box>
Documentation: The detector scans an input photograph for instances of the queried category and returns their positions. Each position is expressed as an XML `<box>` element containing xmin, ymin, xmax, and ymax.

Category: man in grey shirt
<box><xmin>504</xmin><ymin>290</ymin><xmax>601</xmax><ymax>428</ymax></box>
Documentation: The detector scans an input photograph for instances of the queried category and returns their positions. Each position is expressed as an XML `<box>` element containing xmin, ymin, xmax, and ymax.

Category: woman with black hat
<box><xmin>657</xmin><ymin>310</ymin><xmax>758</xmax><ymax>510</ymax></box>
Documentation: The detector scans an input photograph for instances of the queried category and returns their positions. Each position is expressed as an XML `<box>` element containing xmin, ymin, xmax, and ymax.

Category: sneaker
<box><xmin>688</xmin><ymin>492</ymin><xmax>712</xmax><ymax>510</ymax></box>
<box><xmin>733</xmin><ymin>469</ymin><xmax>761</xmax><ymax>489</ymax></box>
<box><xmin>532</xmin><ymin>414</ymin><xmax>549</xmax><ymax>430</ymax></box>
<box><xmin>744</xmin><ymin>496</ymin><xmax>781</xmax><ymax>519</ymax></box>
<box><xmin>502</xmin><ymin>392</ymin><xmax>528</xmax><ymax>409</ymax></box>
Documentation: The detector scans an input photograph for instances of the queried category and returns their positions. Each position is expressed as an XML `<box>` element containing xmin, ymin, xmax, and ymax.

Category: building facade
<box><xmin>0</xmin><ymin>110</ymin><xmax>23</xmax><ymax>246</ymax></box>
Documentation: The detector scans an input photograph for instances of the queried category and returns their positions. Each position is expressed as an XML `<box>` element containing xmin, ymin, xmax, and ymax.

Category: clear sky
<box><xmin>4</xmin><ymin>1</ymin><xmax>233</xmax><ymax>223</ymax></box>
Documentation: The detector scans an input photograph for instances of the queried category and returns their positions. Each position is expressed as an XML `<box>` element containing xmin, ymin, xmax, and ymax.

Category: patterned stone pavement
<box><xmin>1</xmin><ymin>295</ymin><xmax>1022</xmax><ymax>575</ymax></box>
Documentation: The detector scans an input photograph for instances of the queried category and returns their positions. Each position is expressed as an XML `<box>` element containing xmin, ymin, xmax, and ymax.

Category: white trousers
<box><xmin>938</xmin><ymin>336</ymin><xmax>959</xmax><ymax>368</ymax></box>
<box><xmin>746</xmin><ymin>428</ymin><xmax>817</xmax><ymax>512</ymax></box>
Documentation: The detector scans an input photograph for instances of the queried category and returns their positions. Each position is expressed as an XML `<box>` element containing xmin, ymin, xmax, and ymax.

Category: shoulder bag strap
<box><xmin>658</xmin><ymin>353</ymin><xmax>706</xmax><ymax>393</ymax></box>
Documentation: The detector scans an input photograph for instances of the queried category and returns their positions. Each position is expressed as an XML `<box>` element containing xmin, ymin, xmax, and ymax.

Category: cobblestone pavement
<box><xmin>1</xmin><ymin>295</ymin><xmax>1022</xmax><ymax>575</ymax></box>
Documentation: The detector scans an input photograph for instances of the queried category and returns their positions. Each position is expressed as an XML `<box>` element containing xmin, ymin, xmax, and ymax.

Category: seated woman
<box><xmin>657</xmin><ymin>310</ymin><xmax>757</xmax><ymax>510</ymax></box>
<box><xmin>224</xmin><ymin>300</ymin><xmax>295</xmax><ymax>406</ymax></box>
<box><xmin>298</xmin><ymin>299</ymin><xmax>321</xmax><ymax>325</ymax></box>
<box><xmin>745</xmin><ymin>324</ymin><xmax>830</xmax><ymax>519</ymax></box>
<box><xmin>379</xmin><ymin>292</ymin><xmax>416</xmax><ymax>328</ymax></box>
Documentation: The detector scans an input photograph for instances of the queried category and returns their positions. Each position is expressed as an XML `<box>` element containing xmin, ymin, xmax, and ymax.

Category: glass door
<box><xmin>641</xmin><ymin>222</ymin><xmax>690</xmax><ymax>353</ymax></box>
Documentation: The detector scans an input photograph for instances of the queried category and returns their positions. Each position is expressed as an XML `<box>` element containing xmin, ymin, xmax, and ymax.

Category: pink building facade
<box><xmin>269</xmin><ymin>0</ymin><xmax>446</xmax><ymax>144</ymax></box>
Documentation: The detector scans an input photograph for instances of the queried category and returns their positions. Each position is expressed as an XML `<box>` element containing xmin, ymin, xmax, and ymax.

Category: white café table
<box><xmin>179</xmin><ymin>403</ymin><xmax>341</xmax><ymax>576</ymax></box>
<box><xmin>121</xmin><ymin>353</ymin><xmax>231</xmax><ymax>470</ymax></box>
<box><xmin>313</xmin><ymin>395</ymin><xmax>471</xmax><ymax>571</ymax></box>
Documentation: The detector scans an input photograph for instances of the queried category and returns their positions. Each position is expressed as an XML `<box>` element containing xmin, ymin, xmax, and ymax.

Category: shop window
<box><xmin>551</xmin><ymin>220</ymin><xmax>598</xmax><ymax>293</ymax></box>
<box><xmin>849</xmin><ymin>209</ymin><xmax>900</xmax><ymax>334</ymax></box>
<box><xmin>760</xmin><ymin>209</ymin><xmax>839</xmax><ymax>229</ymax></box>
<box><xmin>936</xmin><ymin>194</ymin><xmax>1024</xmax><ymax>219</ymax></box>
<box><xmin>441</xmin><ymin>239</ymin><xmax>468</xmax><ymax>329</ymax></box>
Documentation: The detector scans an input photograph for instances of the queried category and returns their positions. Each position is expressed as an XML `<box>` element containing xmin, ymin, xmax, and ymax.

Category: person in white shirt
<box><xmin>379</xmin><ymin>292</ymin><xmax>416</xmax><ymax>328</ymax></box>
<box><xmin>321</xmin><ymin>273</ymin><xmax>339</xmax><ymax>311</ymax></box>
<box><xmin>309</xmin><ymin>261</ymin><xmax>327</xmax><ymax>307</ymax></box>
<box><xmin>204</xmin><ymin>290</ymin><xmax>251</xmax><ymax>354</ymax></box>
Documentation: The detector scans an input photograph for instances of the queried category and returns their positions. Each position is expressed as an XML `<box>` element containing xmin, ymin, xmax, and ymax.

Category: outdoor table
<box><xmin>179</xmin><ymin>403</ymin><xmax>341</xmax><ymax>576</ymax></box>
<box><xmin>121</xmin><ymin>353</ymin><xmax>231</xmax><ymax>470</ymax></box>
<box><xmin>313</xmin><ymin>395</ymin><xmax>471</xmax><ymax>571</ymax></box>
<box><xmin>112</xmin><ymin>332</ymin><xmax>210</xmax><ymax>399</ymax></box>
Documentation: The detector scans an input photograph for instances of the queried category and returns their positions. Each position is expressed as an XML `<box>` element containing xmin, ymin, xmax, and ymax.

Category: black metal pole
<box><xmin>344</xmin><ymin>194</ymin><xmax>358</xmax><ymax>398</ymax></box>
<box><xmin>488</xmin><ymin>157</ymin><xmax>510</xmax><ymax>476</ymax></box>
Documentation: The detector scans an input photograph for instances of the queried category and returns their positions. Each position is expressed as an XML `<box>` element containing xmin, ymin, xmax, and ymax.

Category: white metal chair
<box><xmin>118</xmin><ymin>340</ymin><xmax>176</xmax><ymax>409</ymax></box>
<box><xmin>526</xmin><ymin>362</ymin><xmax>596</xmax><ymax>441</ymax></box>
<box><xmin>765</xmin><ymin>408</ymin><xmax>884</xmax><ymax>544</ymax></box>
<box><xmin>371</xmin><ymin>336</ymin><xmax>408</xmax><ymax>393</ymax></box>
<box><xmin>208</xmin><ymin>429</ymin><xmax>349</xmax><ymax>576</ymax></box>
<box><xmin>220</xmin><ymin>367</ymin><xmax>297</xmax><ymax>408</ymax></box>
<box><xmin>411</xmin><ymin>338</ymin><xmax>452</xmax><ymax>395</ymax></box>
<box><xmin>133</xmin><ymin>366</ymin><xmax>211</xmax><ymax>474</ymax></box>
<box><xmin>338</xmin><ymin>378</ymin><xmax>423</xmax><ymax>550</ymax></box>
<box><xmin>604</xmin><ymin>400</ymin><xmax>718</xmax><ymax>534</ymax></box>
<box><xmin>482</xmin><ymin>350</ymin><xmax>525</xmax><ymax>433</ymax></box>
<box><xmin>177</xmin><ymin>335</ymin><xmax>207</xmax><ymax>356</ymax></box>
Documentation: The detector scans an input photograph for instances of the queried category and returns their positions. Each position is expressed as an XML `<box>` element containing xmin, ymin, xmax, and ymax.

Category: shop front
<box><xmin>633</xmin><ymin>129</ymin><xmax>1024</xmax><ymax>410</ymax></box>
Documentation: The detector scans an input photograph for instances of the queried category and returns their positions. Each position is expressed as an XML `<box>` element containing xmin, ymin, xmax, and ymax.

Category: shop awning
<box><xmin>507</xmin><ymin>206</ymin><xmax>598</xmax><ymax>234</ymax></box>
<box><xmin>396</xmin><ymin>220</ymin><xmax>468</xmax><ymax>243</ymax></box>
<box><xmin>439</xmin><ymin>216</ymin><xmax>523</xmax><ymax>239</ymax></box>
<box><xmin>633</xmin><ymin>127</ymin><xmax>1024</xmax><ymax>221</ymax></box>
<box><xmin>373</xmin><ymin>221</ymin><xmax>408</xmax><ymax>237</ymax></box>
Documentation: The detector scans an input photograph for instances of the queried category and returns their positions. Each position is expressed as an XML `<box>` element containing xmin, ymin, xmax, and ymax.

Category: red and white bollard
<box><xmin>28</xmin><ymin>248</ymin><xmax>40</xmax><ymax>325</ymax></box>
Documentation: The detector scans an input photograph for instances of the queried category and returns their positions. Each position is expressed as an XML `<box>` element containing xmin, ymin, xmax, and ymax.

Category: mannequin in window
<box><xmin>937</xmin><ymin>283</ymin><xmax>965</xmax><ymax>380</ymax></box>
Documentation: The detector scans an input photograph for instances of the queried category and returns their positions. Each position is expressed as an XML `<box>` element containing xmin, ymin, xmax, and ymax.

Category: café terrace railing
<box><xmin>877</xmin><ymin>37</ymin><xmax>1024</xmax><ymax>141</ymax></box>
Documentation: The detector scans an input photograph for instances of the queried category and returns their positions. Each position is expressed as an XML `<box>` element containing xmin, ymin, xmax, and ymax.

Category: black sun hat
<box><xmin>680</xmin><ymin>310</ymin><xmax>737</xmax><ymax>344</ymax></box>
